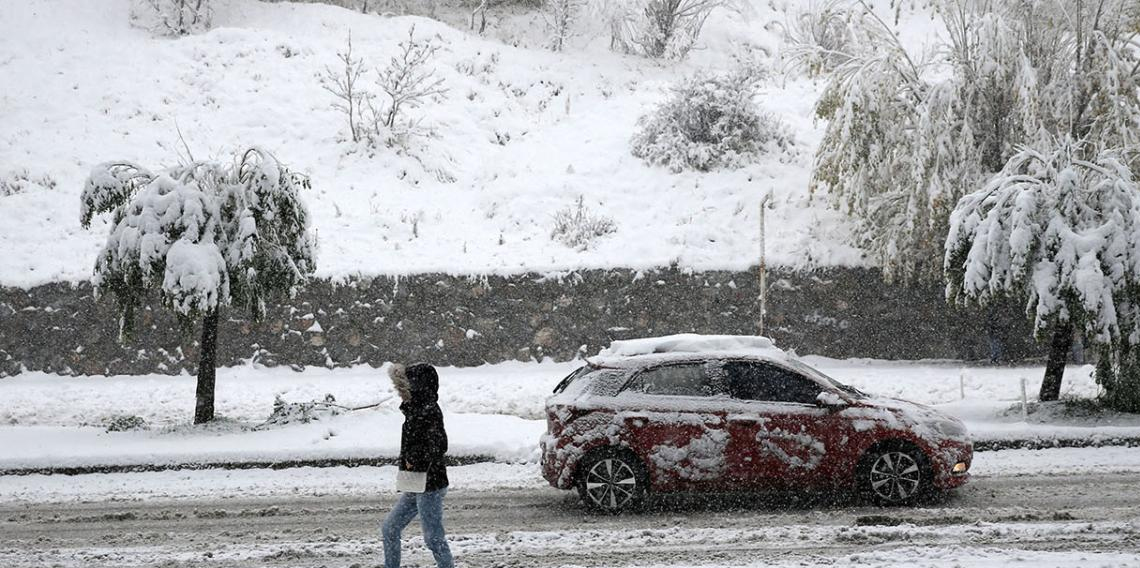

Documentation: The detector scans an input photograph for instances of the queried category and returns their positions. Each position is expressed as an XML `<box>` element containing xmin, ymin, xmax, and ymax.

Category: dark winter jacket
<box><xmin>393</xmin><ymin>363</ymin><xmax>449</xmax><ymax>492</ymax></box>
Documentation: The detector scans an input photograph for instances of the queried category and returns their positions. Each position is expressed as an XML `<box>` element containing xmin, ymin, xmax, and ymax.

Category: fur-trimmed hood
<box><xmin>388</xmin><ymin>362</ymin><xmax>439</xmax><ymax>404</ymax></box>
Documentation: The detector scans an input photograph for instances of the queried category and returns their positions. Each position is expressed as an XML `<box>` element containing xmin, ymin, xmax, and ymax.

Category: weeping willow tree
<box><xmin>947</xmin><ymin>145</ymin><xmax>1140</xmax><ymax>409</ymax></box>
<box><xmin>788</xmin><ymin>0</ymin><xmax>1140</xmax><ymax>284</ymax></box>
<box><xmin>937</xmin><ymin>0</ymin><xmax>1140</xmax><ymax>407</ymax></box>
<box><xmin>790</xmin><ymin>0</ymin><xmax>1140</xmax><ymax>404</ymax></box>
<box><xmin>80</xmin><ymin>148</ymin><xmax>316</xmax><ymax>423</ymax></box>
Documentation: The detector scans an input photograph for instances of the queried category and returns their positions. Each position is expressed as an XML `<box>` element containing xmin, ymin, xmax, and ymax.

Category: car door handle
<box><xmin>623</xmin><ymin>413</ymin><xmax>649</xmax><ymax>427</ymax></box>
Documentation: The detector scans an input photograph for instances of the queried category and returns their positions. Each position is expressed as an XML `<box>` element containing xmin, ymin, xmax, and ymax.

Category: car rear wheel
<box><xmin>859</xmin><ymin>445</ymin><xmax>928</xmax><ymax>506</ymax></box>
<box><xmin>576</xmin><ymin>449</ymin><xmax>647</xmax><ymax>514</ymax></box>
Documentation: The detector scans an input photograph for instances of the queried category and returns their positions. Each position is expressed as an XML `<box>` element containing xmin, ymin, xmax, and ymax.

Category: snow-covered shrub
<box><xmin>1097</xmin><ymin>351</ymin><xmax>1140</xmax><ymax>414</ymax></box>
<box><xmin>631</xmin><ymin>71</ymin><xmax>787</xmax><ymax>173</ymax></box>
<box><xmin>262</xmin><ymin>394</ymin><xmax>343</xmax><ymax>426</ymax></box>
<box><xmin>0</xmin><ymin>169</ymin><xmax>57</xmax><ymax>196</ymax></box>
<box><xmin>601</xmin><ymin>0</ymin><xmax>730</xmax><ymax>59</ymax></box>
<box><xmin>946</xmin><ymin>142</ymin><xmax>1140</xmax><ymax>409</ymax></box>
<box><xmin>80</xmin><ymin>148</ymin><xmax>316</xmax><ymax>424</ymax></box>
<box><xmin>105</xmin><ymin>414</ymin><xmax>148</xmax><ymax>432</ymax></box>
<box><xmin>129</xmin><ymin>0</ymin><xmax>213</xmax><ymax>36</ymax></box>
<box><xmin>454</xmin><ymin>51</ymin><xmax>499</xmax><ymax>79</ymax></box>
<box><xmin>322</xmin><ymin>27</ymin><xmax>447</xmax><ymax>148</ymax></box>
<box><xmin>781</xmin><ymin>0</ymin><xmax>855</xmax><ymax>77</ymax></box>
<box><xmin>551</xmin><ymin>196</ymin><xmax>616</xmax><ymax>250</ymax></box>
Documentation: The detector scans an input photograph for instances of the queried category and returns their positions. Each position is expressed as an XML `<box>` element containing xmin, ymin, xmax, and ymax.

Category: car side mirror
<box><xmin>815</xmin><ymin>392</ymin><xmax>847</xmax><ymax>411</ymax></box>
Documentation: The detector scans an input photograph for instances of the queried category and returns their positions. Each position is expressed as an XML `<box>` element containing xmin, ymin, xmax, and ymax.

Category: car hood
<box><xmin>839</xmin><ymin>396</ymin><xmax>968</xmax><ymax>443</ymax></box>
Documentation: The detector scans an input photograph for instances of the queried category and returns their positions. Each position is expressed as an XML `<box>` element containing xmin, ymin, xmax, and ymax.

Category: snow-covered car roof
<box><xmin>587</xmin><ymin>334</ymin><xmax>790</xmax><ymax>369</ymax></box>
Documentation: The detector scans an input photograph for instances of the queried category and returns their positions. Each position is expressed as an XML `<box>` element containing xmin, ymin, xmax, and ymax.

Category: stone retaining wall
<box><xmin>0</xmin><ymin>267</ymin><xmax>1041</xmax><ymax>377</ymax></box>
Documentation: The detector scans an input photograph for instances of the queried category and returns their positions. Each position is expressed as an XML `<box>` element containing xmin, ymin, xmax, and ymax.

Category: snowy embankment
<box><xmin>0</xmin><ymin>0</ymin><xmax>863</xmax><ymax>290</ymax></box>
<box><xmin>2</xmin><ymin>359</ymin><xmax>1139</xmax><ymax>472</ymax></box>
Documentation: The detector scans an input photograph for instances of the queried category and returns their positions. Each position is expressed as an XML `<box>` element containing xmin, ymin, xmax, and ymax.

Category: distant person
<box><xmin>382</xmin><ymin>363</ymin><xmax>453</xmax><ymax>568</ymax></box>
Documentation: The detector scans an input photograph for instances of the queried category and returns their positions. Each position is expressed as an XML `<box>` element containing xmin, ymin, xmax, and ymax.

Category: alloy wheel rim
<box><xmin>869</xmin><ymin>451</ymin><xmax>922</xmax><ymax>502</ymax></box>
<box><xmin>585</xmin><ymin>458</ymin><xmax>637</xmax><ymax>510</ymax></box>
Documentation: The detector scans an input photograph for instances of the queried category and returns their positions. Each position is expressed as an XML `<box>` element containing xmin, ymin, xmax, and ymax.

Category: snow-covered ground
<box><xmin>4</xmin><ymin>466</ymin><xmax>1140</xmax><ymax>567</ymax></box>
<box><xmin>0</xmin><ymin>0</ymin><xmax>937</xmax><ymax>288</ymax></box>
<box><xmin>5</xmin><ymin>446</ymin><xmax>1140</xmax><ymax>504</ymax></box>
<box><xmin>2</xmin><ymin>358</ymin><xmax>1138</xmax><ymax>471</ymax></box>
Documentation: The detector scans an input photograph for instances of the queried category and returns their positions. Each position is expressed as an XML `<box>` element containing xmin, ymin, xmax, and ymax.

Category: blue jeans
<box><xmin>382</xmin><ymin>487</ymin><xmax>453</xmax><ymax>568</ymax></box>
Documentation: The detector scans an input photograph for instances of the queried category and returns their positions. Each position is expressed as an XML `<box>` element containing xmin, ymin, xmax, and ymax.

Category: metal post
<box><xmin>959</xmin><ymin>370</ymin><xmax>966</xmax><ymax>400</ymax></box>
<box><xmin>758</xmin><ymin>193</ymin><xmax>771</xmax><ymax>337</ymax></box>
<box><xmin>1020</xmin><ymin>377</ymin><xmax>1029</xmax><ymax>421</ymax></box>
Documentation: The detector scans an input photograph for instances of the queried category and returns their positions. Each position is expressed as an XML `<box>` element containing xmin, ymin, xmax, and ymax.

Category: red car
<box><xmin>540</xmin><ymin>335</ymin><xmax>972</xmax><ymax>513</ymax></box>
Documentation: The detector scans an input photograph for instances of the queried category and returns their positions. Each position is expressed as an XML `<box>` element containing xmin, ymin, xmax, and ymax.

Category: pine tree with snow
<box><xmin>80</xmin><ymin>148</ymin><xmax>316</xmax><ymax>424</ymax></box>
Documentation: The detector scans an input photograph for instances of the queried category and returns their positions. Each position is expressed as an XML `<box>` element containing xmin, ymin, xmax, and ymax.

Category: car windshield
<box><xmin>784</xmin><ymin>359</ymin><xmax>868</xmax><ymax>399</ymax></box>
<box><xmin>553</xmin><ymin>365</ymin><xmax>630</xmax><ymax>397</ymax></box>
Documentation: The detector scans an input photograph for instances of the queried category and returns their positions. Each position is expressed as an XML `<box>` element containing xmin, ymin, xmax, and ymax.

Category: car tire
<box><xmin>857</xmin><ymin>443</ymin><xmax>930</xmax><ymax>506</ymax></box>
<box><xmin>576</xmin><ymin>448</ymin><xmax>649</xmax><ymax>514</ymax></box>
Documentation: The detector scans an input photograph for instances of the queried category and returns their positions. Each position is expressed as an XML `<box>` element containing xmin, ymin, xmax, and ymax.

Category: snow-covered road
<box><xmin>2</xmin><ymin>470</ymin><xmax>1139</xmax><ymax>567</ymax></box>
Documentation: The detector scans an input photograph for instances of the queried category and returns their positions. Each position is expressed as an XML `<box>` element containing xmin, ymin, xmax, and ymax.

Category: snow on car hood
<box><xmin>840</xmin><ymin>396</ymin><xmax>970</xmax><ymax>444</ymax></box>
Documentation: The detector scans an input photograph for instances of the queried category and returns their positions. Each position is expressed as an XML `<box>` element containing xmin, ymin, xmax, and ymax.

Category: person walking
<box><xmin>382</xmin><ymin>363</ymin><xmax>453</xmax><ymax>568</ymax></box>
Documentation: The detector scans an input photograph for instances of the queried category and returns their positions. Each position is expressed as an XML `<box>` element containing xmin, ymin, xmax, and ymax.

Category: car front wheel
<box><xmin>577</xmin><ymin>449</ymin><xmax>647</xmax><ymax>514</ymax></box>
<box><xmin>860</xmin><ymin>446</ymin><xmax>928</xmax><ymax>506</ymax></box>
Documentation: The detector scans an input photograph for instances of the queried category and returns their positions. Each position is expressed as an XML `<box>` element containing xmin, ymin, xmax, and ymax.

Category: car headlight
<box><xmin>932</xmin><ymin>419</ymin><xmax>967</xmax><ymax>438</ymax></box>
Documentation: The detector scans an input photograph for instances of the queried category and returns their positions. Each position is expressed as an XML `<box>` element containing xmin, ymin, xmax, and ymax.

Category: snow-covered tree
<box><xmin>940</xmin><ymin>0</ymin><xmax>1140</xmax><ymax>406</ymax></box>
<box><xmin>80</xmin><ymin>148</ymin><xmax>316</xmax><ymax>424</ymax></box>
<box><xmin>631</xmin><ymin>70</ymin><xmax>788</xmax><ymax>172</ymax></box>
<box><xmin>322</xmin><ymin>34</ymin><xmax>367</xmax><ymax>143</ymax></box>
<box><xmin>129</xmin><ymin>0</ymin><xmax>213</xmax><ymax>36</ymax></box>
<box><xmin>946</xmin><ymin>143</ymin><xmax>1140</xmax><ymax>408</ymax></box>
<box><xmin>791</xmin><ymin>0</ymin><xmax>1140</xmax><ymax>284</ymax></box>
<box><xmin>781</xmin><ymin>0</ymin><xmax>856</xmax><ymax>77</ymax></box>
<box><xmin>544</xmin><ymin>0</ymin><xmax>586</xmax><ymax>52</ymax></box>
<box><xmin>592</xmin><ymin>0</ymin><xmax>730</xmax><ymax>59</ymax></box>
<box><xmin>372</xmin><ymin>26</ymin><xmax>447</xmax><ymax>135</ymax></box>
<box><xmin>323</xmin><ymin>26</ymin><xmax>446</xmax><ymax>148</ymax></box>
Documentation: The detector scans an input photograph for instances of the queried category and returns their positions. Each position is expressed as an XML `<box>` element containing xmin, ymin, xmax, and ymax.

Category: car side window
<box><xmin>725</xmin><ymin>362</ymin><xmax>823</xmax><ymax>405</ymax></box>
<box><xmin>624</xmin><ymin>363</ymin><xmax>714</xmax><ymax>397</ymax></box>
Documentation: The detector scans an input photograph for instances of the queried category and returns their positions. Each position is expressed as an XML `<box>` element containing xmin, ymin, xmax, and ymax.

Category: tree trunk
<box><xmin>1039</xmin><ymin>320</ymin><xmax>1074</xmax><ymax>402</ymax></box>
<box><xmin>194</xmin><ymin>309</ymin><xmax>219</xmax><ymax>424</ymax></box>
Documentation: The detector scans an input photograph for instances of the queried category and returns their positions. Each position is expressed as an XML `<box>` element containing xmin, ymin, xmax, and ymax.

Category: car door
<box><xmin>723</xmin><ymin>360</ymin><xmax>847</xmax><ymax>490</ymax></box>
<box><xmin>616</xmin><ymin>361</ymin><xmax>732</xmax><ymax>492</ymax></box>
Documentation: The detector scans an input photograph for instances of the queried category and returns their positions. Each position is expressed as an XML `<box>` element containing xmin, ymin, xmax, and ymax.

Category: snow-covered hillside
<box><xmin>0</xmin><ymin>0</ymin><xmax>877</xmax><ymax>288</ymax></box>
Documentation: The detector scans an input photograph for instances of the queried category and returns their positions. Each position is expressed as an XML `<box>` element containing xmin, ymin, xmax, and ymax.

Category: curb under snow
<box><xmin>3</xmin><ymin>437</ymin><xmax>1140</xmax><ymax>477</ymax></box>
